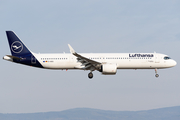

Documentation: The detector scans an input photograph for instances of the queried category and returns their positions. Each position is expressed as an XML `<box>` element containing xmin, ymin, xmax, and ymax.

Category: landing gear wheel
<box><xmin>88</xmin><ymin>72</ymin><xmax>93</xmax><ymax>79</ymax></box>
<box><xmin>155</xmin><ymin>74</ymin><xmax>159</xmax><ymax>78</ymax></box>
<box><xmin>155</xmin><ymin>68</ymin><xmax>159</xmax><ymax>78</ymax></box>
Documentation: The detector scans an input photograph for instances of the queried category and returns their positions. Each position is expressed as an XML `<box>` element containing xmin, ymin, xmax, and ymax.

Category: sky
<box><xmin>0</xmin><ymin>0</ymin><xmax>180</xmax><ymax>113</ymax></box>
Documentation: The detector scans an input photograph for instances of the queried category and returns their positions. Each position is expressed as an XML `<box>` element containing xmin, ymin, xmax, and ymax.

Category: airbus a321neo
<box><xmin>3</xmin><ymin>31</ymin><xmax>177</xmax><ymax>79</ymax></box>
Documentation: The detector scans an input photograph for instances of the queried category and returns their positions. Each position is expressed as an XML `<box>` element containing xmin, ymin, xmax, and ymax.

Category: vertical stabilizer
<box><xmin>6</xmin><ymin>31</ymin><xmax>31</xmax><ymax>56</ymax></box>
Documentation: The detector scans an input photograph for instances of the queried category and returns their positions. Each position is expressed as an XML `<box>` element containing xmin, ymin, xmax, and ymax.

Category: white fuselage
<box><xmin>33</xmin><ymin>53</ymin><xmax>176</xmax><ymax>70</ymax></box>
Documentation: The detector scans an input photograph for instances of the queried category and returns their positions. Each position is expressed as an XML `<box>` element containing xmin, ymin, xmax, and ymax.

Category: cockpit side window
<box><xmin>164</xmin><ymin>56</ymin><xmax>171</xmax><ymax>60</ymax></box>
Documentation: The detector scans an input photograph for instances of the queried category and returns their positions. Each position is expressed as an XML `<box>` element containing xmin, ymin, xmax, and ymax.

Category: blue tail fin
<box><xmin>6</xmin><ymin>31</ymin><xmax>31</xmax><ymax>56</ymax></box>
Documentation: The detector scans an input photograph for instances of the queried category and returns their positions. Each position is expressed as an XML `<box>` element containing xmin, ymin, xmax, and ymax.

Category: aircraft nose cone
<box><xmin>172</xmin><ymin>60</ymin><xmax>177</xmax><ymax>67</ymax></box>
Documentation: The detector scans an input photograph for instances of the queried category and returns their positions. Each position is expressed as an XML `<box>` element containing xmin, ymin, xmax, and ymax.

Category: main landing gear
<box><xmin>155</xmin><ymin>68</ymin><xmax>159</xmax><ymax>78</ymax></box>
<box><xmin>88</xmin><ymin>72</ymin><xmax>93</xmax><ymax>79</ymax></box>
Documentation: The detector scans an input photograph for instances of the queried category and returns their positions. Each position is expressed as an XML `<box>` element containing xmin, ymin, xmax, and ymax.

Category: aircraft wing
<box><xmin>68</xmin><ymin>44</ymin><xmax>101</xmax><ymax>70</ymax></box>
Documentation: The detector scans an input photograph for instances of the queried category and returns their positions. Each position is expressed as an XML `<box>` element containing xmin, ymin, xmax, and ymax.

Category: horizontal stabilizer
<box><xmin>6</xmin><ymin>55</ymin><xmax>22</xmax><ymax>60</ymax></box>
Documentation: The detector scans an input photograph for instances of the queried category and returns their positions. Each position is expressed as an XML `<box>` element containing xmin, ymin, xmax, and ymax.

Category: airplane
<box><xmin>3</xmin><ymin>31</ymin><xmax>177</xmax><ymax>79</ymax></box>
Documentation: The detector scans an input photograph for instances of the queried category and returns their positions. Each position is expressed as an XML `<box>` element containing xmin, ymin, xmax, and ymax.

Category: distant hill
<box><xmin>0</xmin><ymin>106</ymin><xmax>180</xmax><ymax>120</ymax></box>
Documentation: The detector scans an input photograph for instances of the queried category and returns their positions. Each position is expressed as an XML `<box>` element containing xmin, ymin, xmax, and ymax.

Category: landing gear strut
<box><xmin>155</xmin><ymin>68</ymin><xmax>159</xmax><ymax>78</ymax></box>
<box><xmin>88</xmin><ymin>72</ymin><xmax>93</xmax><ymax>79</ymax></box>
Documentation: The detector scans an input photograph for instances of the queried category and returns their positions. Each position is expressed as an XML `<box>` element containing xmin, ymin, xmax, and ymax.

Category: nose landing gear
<box><xmin>88</xmin><ymin>72</ymin><xmax>93</xmax><ymax>79</ymax></box>
<box><xmin>155</xmin><ymin>68</ymin><xmax>159</xmax><ymax>78</ymax></box>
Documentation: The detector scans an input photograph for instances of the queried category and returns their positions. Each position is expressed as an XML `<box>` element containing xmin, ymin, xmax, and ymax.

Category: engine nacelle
<box><xmin>101</xmin><ymin>63</ymin><xmax>117</xmax><ymax>75</ymax></box>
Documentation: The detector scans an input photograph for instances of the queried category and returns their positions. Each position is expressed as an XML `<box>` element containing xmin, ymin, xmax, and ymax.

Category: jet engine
<box><xmin>100</xmin><ymin>63</ymin><xmax>117</xmax><ymax>75</ymax></box>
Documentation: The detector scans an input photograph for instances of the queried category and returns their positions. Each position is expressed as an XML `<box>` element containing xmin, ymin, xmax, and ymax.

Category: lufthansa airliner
<box><xmin>3</xmin><ymin>31</ymin><xmax>177</xmax><ymax>79</ymax></box>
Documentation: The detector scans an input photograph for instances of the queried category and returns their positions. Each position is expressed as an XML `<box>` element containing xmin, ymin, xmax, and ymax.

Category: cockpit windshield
<box><xmin>164</xmin><ymin>56</ymin><xmax>171</xmax><ymax>60</ymax></box>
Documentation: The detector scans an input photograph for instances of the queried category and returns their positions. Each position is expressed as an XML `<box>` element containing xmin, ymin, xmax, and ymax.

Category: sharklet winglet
<box><xmin>68</xmin><ymin>44</ymin><xmax>76</xmax><ymax>54</ymax></box>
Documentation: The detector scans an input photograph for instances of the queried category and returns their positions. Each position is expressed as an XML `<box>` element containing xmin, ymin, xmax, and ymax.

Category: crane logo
<box><xmin>11</xmin><ymin>41</ymin><xmax>23</xmax><ymax>53</ymax></box>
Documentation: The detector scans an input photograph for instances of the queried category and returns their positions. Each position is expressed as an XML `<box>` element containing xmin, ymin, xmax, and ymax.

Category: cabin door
<box><xmin>155</xmin><ymin>54</ymin><xmax>160</xmax><ymax>63</ymax></box>
<box><xmin>31</xmin><ymin>55</ymin><xmax>36</xmax><ymax>64</ymax></box>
